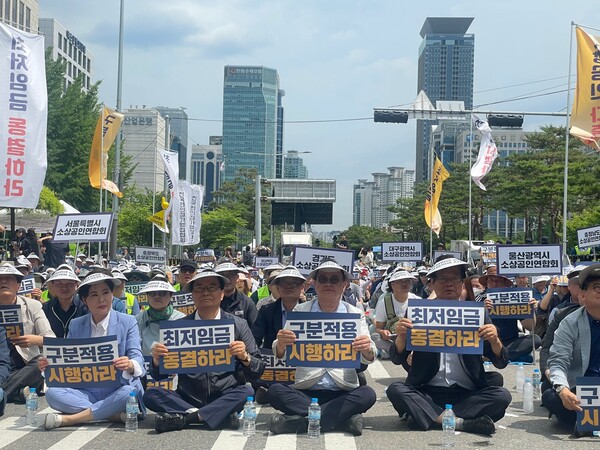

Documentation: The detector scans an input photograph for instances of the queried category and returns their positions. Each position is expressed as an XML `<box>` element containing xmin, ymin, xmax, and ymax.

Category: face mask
<box><xmin>472</xmin><ymin>287</ymin><xmax>484</xmax><ymax>297</ymax></box>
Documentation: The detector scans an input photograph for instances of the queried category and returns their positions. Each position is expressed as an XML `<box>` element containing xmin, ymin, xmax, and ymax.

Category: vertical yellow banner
<box><xmin>424</xmin><ymin>157</ymin><xmax>450</xmax><ymax>236</ymax></box>
<box><xmin>89</xmin><ymin>106</ymin><xmax>124</xmax><ymax>196</ymax></box>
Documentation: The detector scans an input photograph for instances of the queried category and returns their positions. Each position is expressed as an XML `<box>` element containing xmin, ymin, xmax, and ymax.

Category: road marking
<box><xmin>46</xmin><ymin>423</ymin><xmax>111</xmax><ymax>450</ymax></box>
<box><xmin>265</xmin><ymin>431</ymin><xmax>297</xmax><ymax>449</ymax></box>
<box><xmin>367</xmin><ymin>359</ymin><xmax>390</xmax><ymax>379</ymax></box>
<box><xmin>325</xmin><ymin>431</ymin><xmax>357</xmax><ymax>449</ymax></box>
<box><xmin>0</xmin><ymin>407</ymin><xmax>52</xmax><ymax>448</ymax></box>
<box><xmin>211</xmin><ymin>406</ymin><xmax>261</xmax><ymax>450</ymax></box>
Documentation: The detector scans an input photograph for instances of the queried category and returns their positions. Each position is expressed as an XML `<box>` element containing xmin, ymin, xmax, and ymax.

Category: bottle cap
<box><xmin>533</xmin><ymin>368</ymin><xmax>540</xmax><ymax>373</ymax></box>
<box><xmin>311</xmin><ymin>398</ymin><xmax>318</xmax><ymax>403</ymax></box>
<box><xmin>30</xmin><ymin>388</ymin><xmax>36</xmax><ymax>393</ymax></box>
<box><xmin>445</xmin><ymin>404</ymin><xmax>452</xmax><ymax>409</ymax></box>
<box><xmin>130</xmin><ymin>391</ymin><xmax>136</xmax><ymax>397</ymax></box>
<box><xmin>247</xmin><ymin>396</ymin><xmax>253</xmax><ymax>402</ymax></box>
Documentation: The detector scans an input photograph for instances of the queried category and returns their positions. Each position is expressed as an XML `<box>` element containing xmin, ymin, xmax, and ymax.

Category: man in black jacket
<box><xmin>41</xmin><ymin>268</ymin><xmax>87</xmax><ymax>338</ymax></box>
<box><xmin>215</xmin><ymin>262</ymin><xmax>258</xmax><ymax>328</ymax></box>
<box><xmin>386</xmin><ymin>257</ymin><xmax>512</xmax><ymax>436</ymax></box>
<box><xmin>143</xmin><ymin>270</ymin><xmax>265</xmax><ymax>433</ymax></box>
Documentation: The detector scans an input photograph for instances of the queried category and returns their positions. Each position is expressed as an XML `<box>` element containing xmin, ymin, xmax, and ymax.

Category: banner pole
<box><xmin>562</xmin><ymin>22</ymin><xmax>575</xmax><ymax>257</ymax></box>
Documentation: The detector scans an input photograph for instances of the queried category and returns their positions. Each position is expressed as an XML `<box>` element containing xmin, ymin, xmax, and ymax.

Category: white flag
<box><xmin>0</xmin><ymin>23</ymin><xmax>47</xmax><ymax>207</ymax></box>
<box><xmin>159</xmin><ymin>149</ymin><xmax>179</xmax><ymax>228</ymax></box>
<box><xmin>470</xmin><ymin>115</ymin><xmax>498</xmax><ymax>191</ymax></box>
<box><xmin>171</xmin><ymin>181</ymin><xmax>204</xmax><ymax>245</ymax></box>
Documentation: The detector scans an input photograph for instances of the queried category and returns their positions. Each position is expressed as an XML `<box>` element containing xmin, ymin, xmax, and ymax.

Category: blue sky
<box><xmin>40</xmin><ymin>0</ymin><xmax>599</xmax><ymax>230</ymax></box>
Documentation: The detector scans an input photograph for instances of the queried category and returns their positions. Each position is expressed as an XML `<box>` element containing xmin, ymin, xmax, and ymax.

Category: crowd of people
<box><xmin>0</xmin><ymin>242</ymin><xmax>598</xmax><ymax>439</ymax></box>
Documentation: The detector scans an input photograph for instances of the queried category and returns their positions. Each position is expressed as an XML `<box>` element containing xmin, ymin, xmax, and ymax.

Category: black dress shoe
<box><xmin>269</xmin><ymin>414</ymin><xmax>308</xmax><ymax>435</ymax></box>
<box><xmin>154</xmin><ymin>413</ymin><xmax>186</xmax><ymax>433</ymax></box>
<box><xmin>461</xmin><ymin>415</ymin><xmax>496</xmax><ymax>435</ymax></box>
<box><xmin>224</xmin><ymin>411</ymin><xmax>240</xmax><ymax>430</ymax></box>
<box><xmin>255</xmin><ymin>386</ymin><xmax>269</xmax><ymax>405</ymax></box>
<box><xmin>343</xmin><ymin>414</ymin><xmax>364</xmax><ymax>436</ymax></box>
<box><xmin>572</xmin><ymin>424</ymin><xmax>594</xmax><ymax>438</ymax></box>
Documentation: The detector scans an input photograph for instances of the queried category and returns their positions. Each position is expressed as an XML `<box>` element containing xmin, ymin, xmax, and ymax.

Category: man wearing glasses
<box><xmin>173</xmin><ymin>260</ymin><xmax>197</xmax><ymax>291</ymax></box>
<box><xmin>267</xmin><ymin>260</ymin><xmax>377</xmax><ymax>436</ymax></box>
<box><xmin>386</xmin><ymin>256</ymin><xmax>511</xmax><ymax>436</ymax></box>
<box><xmin>544</xmin><ymin>263</ymin><xmax>600</xmax><ymax>437</ymax></box>
<box><xmin>215</xmin><ymin>262</ymin><xmax>258</xmax><ymax>328</ymax></box>
<box><xmin>143</xmin><ymin>270</ymin><xmax>265</xmax><ymax>433</ymax></box>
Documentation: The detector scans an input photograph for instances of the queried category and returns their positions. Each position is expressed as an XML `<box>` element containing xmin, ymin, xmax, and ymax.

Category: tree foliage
<box><xmin>35</xmin><ymin>186</ymin><xmax>65</xmax><ymax>215</ymax></box>
<box><xmin>117</xmin><ymin>188</ymin><xmax>154</xmax><ymax>248</ymax></box>
<box><xmin>200</xmin><ymin>207</ymin><xmax>247</xmax><ymax>250</ymax></box>
<box><xmin>339</xmin><ymin>225</ymin><xmax>401</xmax><ymax>253</ymax></box>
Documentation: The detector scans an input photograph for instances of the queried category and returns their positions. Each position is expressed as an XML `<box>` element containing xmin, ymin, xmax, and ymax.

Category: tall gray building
<box><xmin>222</xmin><ymin>65</ymin><xmax>281</xmax><ymax>180</ymax></box>
<box><xmin>416</xmin><ymin>17</ymin><xmax>474</xmax><ymax>182</ymax></box>
<box><xmin>0</xmin><ymin>0</ymin><xmax>38</xmax><ymax>33</ymax></box>
<box><xmin>155</xmin><ymin>106</ymin><xmax>188</xmax><ymax>181</ymax></box>
<box><xmin>283</xmin><ymin>151</ymin><xmax>308</xmax><ymax>179</ymax></box>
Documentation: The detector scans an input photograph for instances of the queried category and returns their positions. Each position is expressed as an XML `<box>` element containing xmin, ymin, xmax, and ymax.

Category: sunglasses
<box><xmin>316</xmin><ymin>276</ymin><xmax>342</xmax><ymax>285</ymax></box>
<box><xmin>148</xmin><ymin>291</ymin><xmax>170</xmax><ymax>298</ymax></box>
<box><xmin>180</xmin><ymin>267</ymin><xmax>196</xmax><ymax>274</ymax></box>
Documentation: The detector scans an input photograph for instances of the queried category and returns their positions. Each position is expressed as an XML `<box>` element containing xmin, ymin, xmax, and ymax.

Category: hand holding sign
<box><xmin>560</xmin><ymin>388</ymin><xmax>583</xmax><ymax>412</ymax></box>
<box><xmin>276</xmin><ymin>329</ymin><xmax>297</xmax><ymax>358</ymax></box>
<box><xmin>152</xmin><ymin>342</ymin><xmax>169</xmax><ymax>367</ymax></box>
<box><xmin>113</xmin><ymin>356</ymin><xmax>134</xmax><ymax>374</ymax></box>
<box><xmin>229</xmin><ymin>340</ymin><xmax>247</xmax><ymax>359</ymax></box>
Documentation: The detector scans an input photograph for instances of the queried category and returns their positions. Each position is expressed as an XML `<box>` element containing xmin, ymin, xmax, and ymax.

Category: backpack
<box><xmin>383</xmin><ymin>292</ymin><xmax>401</xmax><ymax>333</ymax></box>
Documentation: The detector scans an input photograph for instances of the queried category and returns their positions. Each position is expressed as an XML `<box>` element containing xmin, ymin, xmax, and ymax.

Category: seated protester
<box><xmin>411</xmin><ymin>266</ymin><xmax>430</xmax><ymax>299</ymax></box>
<box><xmin>549</xmin><ymin>267</ymin><xmax>586</xmax><ymax>322</ymax></box>
<box><xmin>373</xmin><ymin>270</ymin><xmax>420</xmax><ymax>358</ymax></box>
<box><xmin>251</xmin><ymin>267</ymin><xmax>305</xmax><ymax>403</ymax></box>
<box><xmin>143</xmin><ymin>270</ymin><xmax>265</xmax><ymax>433</ymax></box>
<box><xmin>0</xmin><ymin>263</ymin><xmax>55</xmax><ymax>403</ymax></box>
<box><xmin>342</xmin><ymin>277</ymin><xmax>364</xmax><ymax>307</ymax></box>
<box><xmin>0</xmin><ymin>327</ymin><xmax>11</xmax><ymax>417</ymax></box>
<box><xmin>236</xmin><ymin>267</ymin><xmax>253</xmax><ymax>297</ymax></box>
<box><xmin>250</xmin><ymin>263</ymin><xmax>285</xmax><ymax>305</ymax></box>
<box><xmin>256</xmin><ymin>269</ymin><xmax>283</xmax><ymax>310</ymax></box>
<box><xmin>214</xmin><ymin>262</ymin><xmax>258</xmax><ymax>328</ymax></box>
<box><xmin>173</xmin><ymin>260</ymin><xmax>197</xmax><ymax>292</ymax></box>
<box><xmin>535</xmin><ymin>275</ymin><xmax>567</xmax><ymax>338</ymax></box>
<box><xmin>479</xmin><ymin>273</ymin><xmax>541</xmax><ymax>362</ymax></box>
<box><xmin>41</xmin><ymin>270</ymin><xmax>145</xmax><ymax>429</ymax></box>
<box><xmin>135</xmin><ymin>279</ymin><xmax>185</xmax><ymax>356</ymax></box>
<box><xmin>42</xmin><ymin>268</ymin><xmax>88</xmax><ymax>338</ymax></box>
<box><xmin>543</xmin><ymin>263</ymin><xmax>600</xmax><ymax>437</ymax></box>
<box><xmin>386</xmin><ymin>258</ymin><xmax>511</xmax><ymax>436</ymax></box>
<box><xmin>268</xmin><ymin>260</ymin><xmax>377</xmax><ymax>437</ymax></box>
<box><xmin>112</xmin><ymin>270</ymin><xmax>141</xmax><ymax>316</ymax></box>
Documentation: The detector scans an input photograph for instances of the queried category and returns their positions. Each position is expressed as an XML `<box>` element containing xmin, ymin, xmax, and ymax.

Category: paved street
<box><xmin>1</xmin><ymin>355</ymin><xmax>598</xmax><ymax>449</ymax></box>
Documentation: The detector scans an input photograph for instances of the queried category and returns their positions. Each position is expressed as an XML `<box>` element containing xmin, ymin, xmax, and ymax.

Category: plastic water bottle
<box><xmin>441</xmin><ymin>404</ymin><xmax>455</xmax><ymax>448</ymax></box>
<box><xmin>125</xmin><ymin>391</ymin><xmax>139</xmax><ymax>432</ymax></box>
<box><xmin>532</xmin><ymin>368</ymin><xmax>542</xmax><ymax>400</ymax></box>
<box><xmin>243</xmin><ymin>397</ymin><xmax>256</xmax><ymax>437</ymax></box>
<box><xmin>515</xmin><ymin>362</ymin><xmax>525</xmax><ymax>393</ymax></box>
<box><xmin>307</xmin><ymin>398</ymin><xmax>321</xmax><ymax>439</ymax></box>
<box><xmin>26</xmin><ymin>388</ymin><xmax>39</xmax><ymax>426</ymax></box>
<box><xmin>523</xmin><ymin>378</ymin><xmax>534</xmax><ymax>413</ymax></box>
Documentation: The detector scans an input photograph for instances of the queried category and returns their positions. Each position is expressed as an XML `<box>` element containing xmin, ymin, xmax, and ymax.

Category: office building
<box><xmin>353</xmin><ymin>167</ymin><xmax>415</xmax><ymax>228</ymax></box>
<box><xmin>120</xmin><ymin>107</ymin><xmax>165</xmax><ymax>193</ymax></box>
<box><xmin>283</xmin><ymin>150</ymin><xmax>308</xmax><ymax>179</ymax></box>
<box><xmin>0</xmin><ymin>0</ymin><xmax>38</xmax><ymax>33</ymax></box>
<box><xmin>38</xmin><ymin>18</ymin><xmax>94</xmax><ymax>91</ymax></box>
<box><xmin>155</xmin><ymin>106</ymin><xmax>188</xmax><ymax>181</ymax></box>
<box><xmin>222</xmin><ymin>65</ymin><xmax>281</xmax><ymax>180</ymax></box>
<box><xmin>416</xmin><ymin>17</ymin><xmax>474</xmax><ymax>182</ymax></box>
<box><xmin>190</xmin><ymin>136</ymin><xmax>223</xmax><ymax>206</ymax></box>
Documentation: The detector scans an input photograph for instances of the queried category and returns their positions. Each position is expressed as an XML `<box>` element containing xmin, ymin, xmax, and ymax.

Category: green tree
<box><xmin>200</xmin><ymin>207</ymin><xmax>247</xmax><ymax>249</ymax></box>
<box><xmin>340</xmin><ymin>225</ymin><xmax>400</xmax><ymax>253</ymax></box>
<box><xmin>35</xmin><ymin>186</ymin><xmax>65</xmax><ymax>215</ymax></box>
<box><xmin>117</xmin><ymin>188</ymin><xmax>154</xmax><ymax>248</ymax></box>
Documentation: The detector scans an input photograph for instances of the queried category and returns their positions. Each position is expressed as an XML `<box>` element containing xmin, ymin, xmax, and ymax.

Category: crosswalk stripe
<box><xmin>46</xmin><ymin>423</ymin><xmax>111</xmax><ymax>450</ymax></box>
<box><xmin>367</xmin><ymin>359</ymin><xmax>391</xmax><ymax>379</ymax></box>
<box><xmin>210</xmin><ymin>406</ymin><xmax>261</xmax><ymax>450</ymax></box>
<box><xmin>0</xmin><ymin>407</ymin><xmax>52</xmax><ymax>449</ymax></box>
<box><xmin>324</xmin><ymin>431</ymin><xmax>357</xmax><ymax>450</ymax></box>
<box><xmin>264</xmin><ymin>431</ymin><xmax>297</xmax><ymax>449</ymax></box>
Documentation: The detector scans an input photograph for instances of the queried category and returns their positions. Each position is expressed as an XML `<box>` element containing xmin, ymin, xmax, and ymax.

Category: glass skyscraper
<box><xmin>222</xmin><ymin>66</ymin><xmax>281</xmax><ymax>180</ymax></box>
<box><xmin>415</xmin><ymin>17</ymin><xmax>474</xmax><ymax>182</ymax></box>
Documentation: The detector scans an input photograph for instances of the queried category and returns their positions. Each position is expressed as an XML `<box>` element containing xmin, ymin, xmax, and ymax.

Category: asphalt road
<box><xmin>1</xmin><ymin>355</ymin><xmax>598</xmax><ymax>450</ymax></box>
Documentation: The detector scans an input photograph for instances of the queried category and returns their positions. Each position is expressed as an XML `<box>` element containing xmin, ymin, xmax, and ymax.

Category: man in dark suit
<box><xmin>251</xmin><ymin>267</ymin><xmax>305</xmax><ymax>403</ymax></box>
<box><xmin>386</xmin><ymin>257</ymin><xmax>511</xmax><ymax>436</ymax></box>
<box><xmin>143</xmin><ymin>270</ymin><xmax>265</xmax><ymax>433</ymax></box>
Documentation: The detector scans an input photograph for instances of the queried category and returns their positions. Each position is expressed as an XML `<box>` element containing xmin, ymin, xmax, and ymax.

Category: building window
<box><xmin>25</xmin><ymin>6</ymin><xmax>29</xmax><ymax>31</ymax></box>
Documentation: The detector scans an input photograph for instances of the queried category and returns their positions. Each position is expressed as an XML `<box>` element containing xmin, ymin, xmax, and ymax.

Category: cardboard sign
<box><xmin>381</xmin><ymin>242</ymin><xmax>423</xmax><ymax>262</ymax></box>
<box><xmin>135</xmin><ymin>246</ymin><xmax>166</xmax><ymax>265</ymax></box>
<box><xmin>486</xmin><ymin>288</ymin><xmax>534</xmax><ymax>319</ymax></box>
<box><xmin>577</xmin><ymin>225</ymin><xmax>600</xmax><ymax>249</ymax></box>
<box><xmin>497</xmin><ymin>244</ymin><xmax>562</xmax><ymax>276</ymax></box>
<box><xmin>292</xmin><ymin>246</ymin><xmax>354</xmax><ymax>276</ymax></box>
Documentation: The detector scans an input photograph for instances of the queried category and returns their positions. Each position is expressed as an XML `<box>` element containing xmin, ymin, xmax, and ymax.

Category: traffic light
<box><xmin>486</xmin><ymin>114</ymin><xmax>524</xmax><ymax>128</ymax></box>
<box><xmin>374</xmin><ymin>109</ymin><xmax>409</xmax><ymax>124</ymax></box>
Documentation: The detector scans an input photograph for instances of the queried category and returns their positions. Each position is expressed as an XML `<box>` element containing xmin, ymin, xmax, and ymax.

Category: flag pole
<box><xmin>562</xmin><ymin>22</ymin><xmax>575</xmax><ymax>261</ymax></box>
<box><xmin>468</xmin><ymin>117</ymin><xmax>473</xmax><ymax>265</ymax></box>
<box><xmin>429</xmin><ymin>144</ymin><xmax>434</xmax><ymax>262</ymax></box>
<box><xmin>99</xmin><ymin>105</ymin><xmax>104</xmax><ymax>214</ymax></box>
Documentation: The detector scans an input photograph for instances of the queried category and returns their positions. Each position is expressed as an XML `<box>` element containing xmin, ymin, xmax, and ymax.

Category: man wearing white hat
<box><xmin>144</xmin><ymin>270</ymin><xmax>265</xmax><ymax>433</ymax></box>
<box><xmin>215</xmin><ymin>262</ymin><xmax>258</xmax><ymax>328</ymax></box>
<box><xmin>374</xmin><ymin>270</ymin><xmax>420</xmax><ymax>357</ymax></box>
<box><xmin>268</xmin><ymin>259</ymin><xmax>377</xmax><ymax>436</ymax></box>
<box><xmin>386</xmin><ymin>257</ymin><xmax>511</xmax><ymax>436</ymax></box>
<box><xmin>41</xmin><ymin>268</ymin><xmax>87</xmax><ymax>338</ymax></box>
<box><xmin>0</xmin><ymin>263</ymin><xmax>55</xmax><ymax>404</ymax></box>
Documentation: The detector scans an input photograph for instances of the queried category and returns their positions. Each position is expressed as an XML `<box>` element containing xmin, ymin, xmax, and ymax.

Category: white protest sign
<box><xmin>292</xmin><ymin>246</ymin><xmax>354</xmax><ymax>276</ymax></box>
<box><xmin>577</xmin><ymin>225</ymin><xmax>600</xmax><ymax>249</ymax></box>
<box><xmin>135</xmin><ymin>246</ymin><xmax>167</xmax><ymax>265</ymax></box>
<box><xmin>52</xmin><ymin>213</ymin><xmax>113</xmax><ymax>242</ymax></box>
<box><xmin>496</xmin><ymin>244</ymin><xmax>562</xmax><ymax>276</ymax></box>
<box><xmin>381</xmin><ymin>242</ymin><xmax>423</xmax><ymax>262</ymax></box>
<box><xmin>433</xmin><ymin>250</ymin><xmax>463</xmax><ymax>262</ymax></box>
<box><xmin>255</xmin><ymin>257</ymin><xmax>279</xmax><ymax>269</ymax></box>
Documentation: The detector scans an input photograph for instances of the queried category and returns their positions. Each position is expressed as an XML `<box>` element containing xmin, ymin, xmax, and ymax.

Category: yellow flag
<box><xmin>147</xmin><ymin>210</ymin><xmax>169</xmax><ymax>233</ymax></box>
<box><xmin>569</xmin><ymin>27</ymin><xmax>600</xmax><ymax>151</ymax></box>
<box><xmin>89</xmin><ymin>106</ymin><xmax>124</xmax><ymax>197</ymax></box>
<box><xmin>424</xmin><ymin>157</ymin><xmax>450</xmax><ymax>236</ymax></box>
